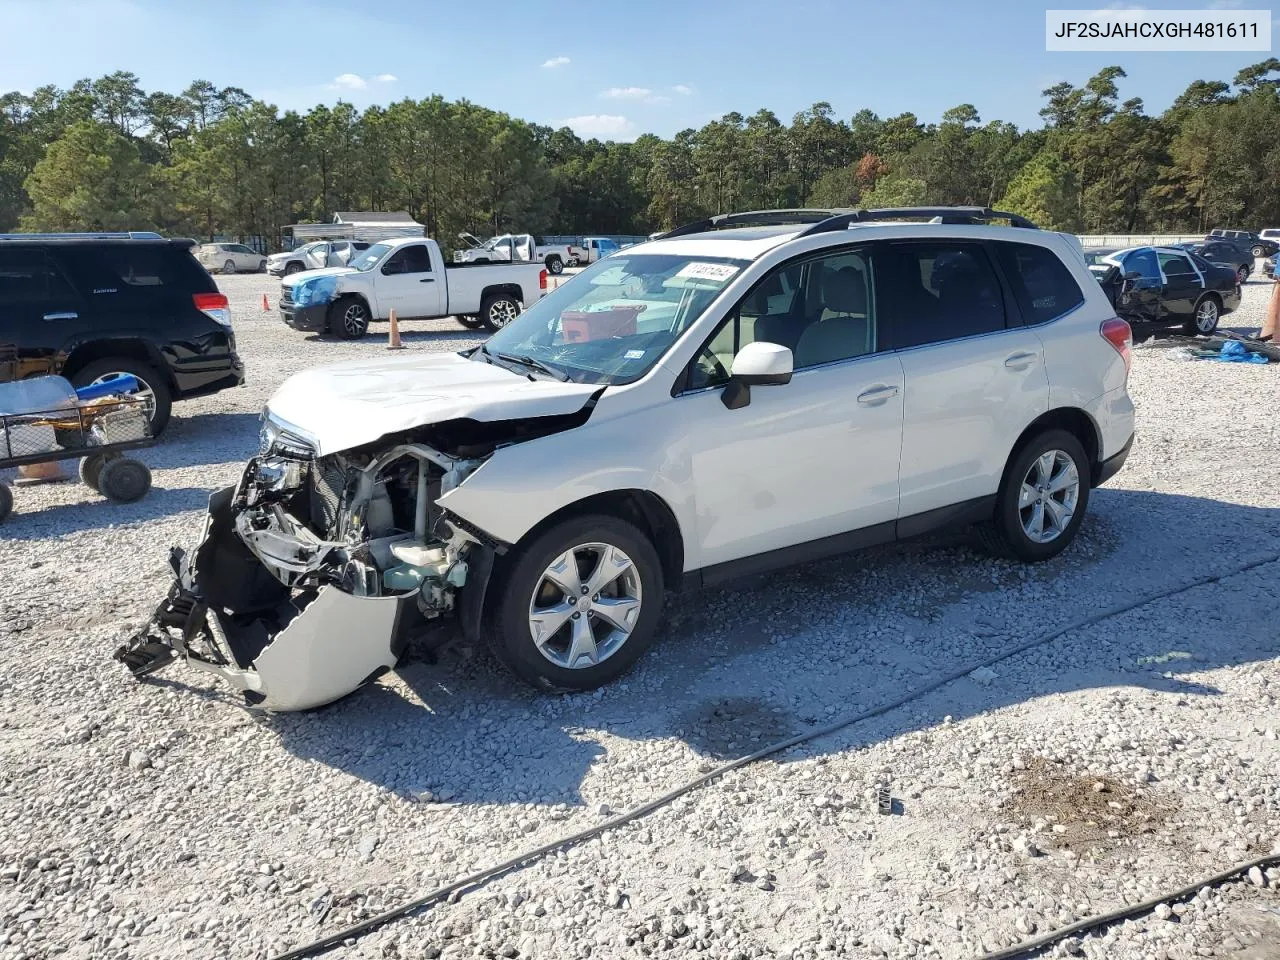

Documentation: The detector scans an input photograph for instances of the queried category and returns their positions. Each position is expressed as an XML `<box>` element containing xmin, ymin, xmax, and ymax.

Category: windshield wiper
<box><xmin>493</xmin><ymin>351</ymin><xmax>570</xmax><ymax>381</ymax></box>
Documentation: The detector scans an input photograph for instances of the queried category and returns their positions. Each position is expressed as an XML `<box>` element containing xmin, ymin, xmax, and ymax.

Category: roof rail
<box><xmin>798</xmin><ymin>207</ymin><xmax>1038</xmax><ymax>236</ymax></box>
<box><xmin>658</xmin><ymin>209</ymin><xmax>848</xmax><ymax>239</ymax></box>
<box><xmin>0</xmin><ymin>231</ymin><xmax>165</xmax><ymax>241</ymax></box>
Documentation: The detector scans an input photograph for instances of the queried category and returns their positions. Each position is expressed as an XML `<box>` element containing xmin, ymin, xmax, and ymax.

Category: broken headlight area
<box><xmin>115</xmin><ymin>443</ymin><xmax>487</xmax><ymax>712</ymax></box>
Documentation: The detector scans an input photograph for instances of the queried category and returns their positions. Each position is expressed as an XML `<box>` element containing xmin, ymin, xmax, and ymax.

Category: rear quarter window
<box><xmin>995</xmin><ymin>242</ymin><xmax>1084</xmax><ymax>325</ymax></box>
<box><xmin>59</xmin><ymin>243</ymin><xmax>214</xmax><ymax>298</ymax></box>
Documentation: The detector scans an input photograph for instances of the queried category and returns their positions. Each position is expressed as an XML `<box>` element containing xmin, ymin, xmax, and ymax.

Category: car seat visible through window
<box><xmin>793</xmin><ymin>264</ymin><xmax>873</xmax><ymax>367</ymax></box>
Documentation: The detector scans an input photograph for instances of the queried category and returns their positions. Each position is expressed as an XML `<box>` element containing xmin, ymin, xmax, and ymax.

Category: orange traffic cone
<box><xmin>262</xmin><ymin>293</ymin><xmax>270</xmax><ymax>312</ymax></box>
<box><xmin>387</xmin><ymin>309</ymin><xmax>406</xmax><ymax>350</ymax></box>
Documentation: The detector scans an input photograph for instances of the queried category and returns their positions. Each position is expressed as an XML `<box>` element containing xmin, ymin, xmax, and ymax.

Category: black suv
<box><xmin>0</xmin><ymin>232</ymin><xmax>244</xmax><ymax>434</ymax></box>
<box><xmin>1206</xmin><ymin>229</ymin><xmax>1279</xmax><ymax>259</ymax></box>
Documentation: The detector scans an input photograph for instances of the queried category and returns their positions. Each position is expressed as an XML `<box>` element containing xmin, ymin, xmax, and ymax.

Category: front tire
<box><xmin>69</xmin><ymin>359</ymin><xmax>172</xmax><ymax>436</ymax></box>
<box><xmin>284</xmin><ymin>262</ymin><xmax>303</xmax><ymax>276</ymax></box>
<box><xmin>480</xmin><ymin>293</ymin><xmax>521</xmax><ymax>331</ymax></box>
<box><xmin>1252</xmin><ymin>245</ymin><xmax>1265</xmax><ymax>259</ymax></box>
<box><xmin>488</xmin><ymin>515</ymin><xmax>665</xmax><ymax>691</ymax></box>
<box><xmin>327</xmin><ymin>296</ymin><xmax>371</xmax><ymax>339</ymax></box>
<box><xmin>545</xmin><ymin>255</ymin><xmax>564</xmax><ymax>275</ymax></box>
<box><xmin>222</xmin><ymin>260</ymin><xmax>236</xmax><ymax>275</ymax></box>
<box><xmin>457</xmin><ymin>314</ymin><xmax>484</xmax><ymax>329</ymax></box>
<box><xmin>976</xmin><ymin>429</ymin><xmax>1090</xmax><ymax>563</ymax></box>
<box><xmin>1186</xmin><ymin>295</ymin><xmax>1220</xmax><ymax>335</ymax></box>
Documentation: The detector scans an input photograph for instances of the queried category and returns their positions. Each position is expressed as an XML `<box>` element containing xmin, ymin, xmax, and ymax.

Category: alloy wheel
<box><xmin>528</xmin><ymin>542</ymin><xmax>643</xmax><ymax>670</ymax></box>
<box><xmin>1195</xmin><ymin>299</ymin><xmax>1219</xmax><ymax>333</ymax></box>
<box><xmin>488</xmin><ymin>299</ymin><xmax>519</xmax><ymax>327</ymax></box>
<box><xmin>1018</xmin><ymin>450</ymin><xmax>1079</xmax><ymax>545</ymax></box>
<box><xmin>343</xmin><ymin>303</ymin><xmax>369</xmax><ymax>336</ymax></box>
<box><xmin>90</xmin><ymin>372</ymin><xmax>156</xmax><ymax>420</ymax></box>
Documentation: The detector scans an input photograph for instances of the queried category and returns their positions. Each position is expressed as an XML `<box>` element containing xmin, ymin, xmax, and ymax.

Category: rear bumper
<box><xmin>173</xmin><ymin>353</ymin><xmax>245</xmax><ymax>398</ymax></box>
<box><xmin>281</xmin><ymin>303</ymin><xmax>328</xmax><ymax>333</ymax></box>
<box><xmin>1094</xmin><ymin>433</ymin><xmax>1133</xmax><ymax>488</ymax></box>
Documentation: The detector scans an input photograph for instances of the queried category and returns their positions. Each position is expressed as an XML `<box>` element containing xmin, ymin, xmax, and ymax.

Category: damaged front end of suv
<box><xmin>115</xmin><ymin>397</ymin><xmax>591</xmax><ymax>711</ymax></box>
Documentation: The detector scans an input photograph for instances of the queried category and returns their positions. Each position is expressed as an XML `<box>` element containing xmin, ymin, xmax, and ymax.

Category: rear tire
<box><xmin>1186</xmin><ymin>294</ymin><xmax>1220</xmax><ymax>335</ymax></box>
<box><xmin>328</xmin><ymin>296</ymin><xmax>371</xmax><ymax>339</ymax></box>
<box><xmin>545</xmin><ymin>255</ymin><xmax>564</xmax><ymax>275</ymax></box>
<box><xmin>1237</xmin><ymin>265</ymin><xmax>1249</xmax><ymax>284</ymax></box>
<box><xmin>69</xmin><ymin>359</ymin><xmax>172</xmax><ymax>436</ymax></box>
<box><xmin>1252</xmin><ymin>245</ymin><xmax>1265</xmax><ymax>259</ymax></box>
<box><xmin>975</xmin><ymin>429</ymin><xmax>1090</xmax><ymax>563</ymax></box>
<box><xmin>222</xmin><ymin>260</ymin><xmax>236</xmax><ymax>275</ymax></box>
<box><xmin>488</xmin><ymin>514</ymin><xmax>665</xmax><ymax>691</ymax></box>
<box><xmin>97</xmin><ymin>457</ymin><xmax>151</xmax><ymax>503</ymax></box>
<box><xmin>479</xmin><ymin>293</ymin><xmax>521</xmax><ymax>331</ymax></box>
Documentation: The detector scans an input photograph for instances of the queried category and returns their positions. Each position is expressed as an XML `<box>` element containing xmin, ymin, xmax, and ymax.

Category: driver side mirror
<box><xmin>721</xmin><ymin>341</ymin><xmax>793</xmax><ymax>410</ymax></box>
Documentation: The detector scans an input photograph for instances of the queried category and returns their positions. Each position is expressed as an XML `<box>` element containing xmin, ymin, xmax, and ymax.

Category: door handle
<box><xmin>856</xmin><ymin>384</ymin><xmax>900</xmax><ymax>405</ymax></box>
<box><xmin>419</xmin><ymin>277</ymin><xmax>435</xmax><ymax>283</ymax></box>
<box><xmin>43</xmin><ymin>311</ymin><xmax>77</xmax><ymax>321</ymax></box>
<box><xmin>1004</xmin><ymin>351</ymin><xmax>1038</xmax><ymax>369</ymax></box>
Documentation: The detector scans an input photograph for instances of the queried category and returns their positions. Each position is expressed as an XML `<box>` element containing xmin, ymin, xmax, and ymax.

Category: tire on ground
<box><xmin>79</xmin><ymin>451</ymin><xmax>122</xmax><ymax>492</ymax></box>
<box><xmin>975</xmin><ymin>428</ymin><xmax>1091</xmax><ymax>563</ymax></box>
<box><xmin>479</xmin><ymin>293</ymin><xmax>521</xmax><ymax>331</ymax></box>
<box><xmin>487</xmin><ymin>514</ymin><xmax>666</xmax><ymax>691</ymax></box>
<box><xmin>1185</xmin><ymin>294</ymin><xmax>1221</xmax><ymax>335</ymax></box>
<box><xmin>328</xmin><ymin>295</ymin><xmax>371</xmax><ymax>339</ymax></box>
<box><xmin>69</xmin><ymin>358</ymin><xmax>173</xmax><ymax>436</ymax></box>
<box><xmin>545</xmin><ymin>256</ymin><xmax>563</xmax><ymax>275</ymax></box>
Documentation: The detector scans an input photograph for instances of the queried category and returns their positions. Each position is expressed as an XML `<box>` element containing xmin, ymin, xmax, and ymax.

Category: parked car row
<box><xmin>196</xmin><ymin>242</ymin><xmax>268</xmax><ymax>275</ymax></box>
<box><xmin>1207</xmin><ymin>228</ymin><xmax>1279</xmax><ymax>260</ymax></box>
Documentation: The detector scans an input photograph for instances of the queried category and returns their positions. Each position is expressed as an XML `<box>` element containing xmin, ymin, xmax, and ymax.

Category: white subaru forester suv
<box><xmin>120</xmin><ymin>207</ymin><xmax>1135</xmax><ymax>711</ymax></box>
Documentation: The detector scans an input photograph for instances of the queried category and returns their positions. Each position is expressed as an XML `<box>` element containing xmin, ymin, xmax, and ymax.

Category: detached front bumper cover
<box><xmin>116</xmin><ymin>485</ymin><xmax>415</xmax><ymax>711</ymax></box>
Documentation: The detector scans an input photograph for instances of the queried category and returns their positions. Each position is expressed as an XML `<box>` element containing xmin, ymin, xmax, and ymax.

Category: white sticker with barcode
<box><xmin>675</xmin><ymin>262</ymin><xmax>739</xmax><ymax>282</ymax></box>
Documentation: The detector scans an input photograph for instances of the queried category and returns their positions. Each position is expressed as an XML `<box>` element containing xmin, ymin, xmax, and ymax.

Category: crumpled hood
<box><xmin>281</xmin><ymin>266</ymin><xmax>355</xmax><ymax>286</ymax></box>
<box><xmin>266</xmin><ymin>352</ymin><xmax>601</xmax><ymax>455</ymax></box>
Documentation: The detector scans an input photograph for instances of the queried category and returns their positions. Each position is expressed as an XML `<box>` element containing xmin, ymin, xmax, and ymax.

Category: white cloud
<box><xmin>563</xmin><ymin>114</ymin><xmax>634</xmax><ymax>138</ymax></box>
<box><xmin>542</xmin><ymin>56</ymin><xmax>571</xmax><ymax>68</ymax></box>
<box><xmin>671</xmin><ymin>84</ymin><xmax>694</xmax><ymax>96</ymax></box>
<box><xmin>373</xmin><ymin>73</ymin><xmax>398</xmax><ymax>83</ymax></box>
<box><xmin>601</xmin><ymin>86</ymin><xmax>652</xmax><ymax>99</ymax></box>
<box><xmin>331</xmin><ymin>73</ymin><xmax>367</xmax><ymax>90</ymax></box>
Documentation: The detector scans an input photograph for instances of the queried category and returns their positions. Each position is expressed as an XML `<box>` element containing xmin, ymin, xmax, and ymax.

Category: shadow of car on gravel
<box><xmin>302</xmin><ymin>328</ymin><xmax>483</xmax><ymax>347</ymax></box>
<box><xmin>0</xmin><ymin>485</ymin><xmax>214</xmax><ymax>542</ymax></box>
<box><xmin>260</xmin><ymin>488</ymin><xmax>1278</xmax><ymax>809</ymax></box>
<box><xmin>147</xmin><ymin>412</ymin><xmax>263</xmax><ymax>469</ymax></box>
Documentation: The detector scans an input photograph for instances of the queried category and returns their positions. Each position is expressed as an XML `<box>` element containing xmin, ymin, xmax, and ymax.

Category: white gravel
<box><xmin>1</xmin><ymin>274</ymin><xmax>1279</xmax><ymax>960</ymax></box>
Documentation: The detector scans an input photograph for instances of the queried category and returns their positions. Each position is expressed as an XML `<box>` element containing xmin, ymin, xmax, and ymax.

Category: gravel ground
<box><xmin>2</xmin><ymin>274</ymin><xmax>1279</xmax><ymax>960</ymax></box>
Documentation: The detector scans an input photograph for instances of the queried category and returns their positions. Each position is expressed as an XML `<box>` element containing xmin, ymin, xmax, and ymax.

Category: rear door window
<box><xmin>1157</xmin><ymin>252</ymin><xmax>1197</xmax><ymax>280</ymax></box>
<box><xmin>992</xmin><ymin>241</ymin><xmax>1085</xmax><ymax>326</ymax></box>
<box><xmin>878</xmin><ymin>242</ymin><xmax>1006</xmax><ymax>348</ymax></box>
<box><xmin>0</xmin><ymin>248</ymin><xmax>79</xmax><ymax>305</ymax></box>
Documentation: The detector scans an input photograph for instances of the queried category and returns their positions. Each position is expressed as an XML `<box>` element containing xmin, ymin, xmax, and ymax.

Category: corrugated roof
<box><xmin>332</xmin><ymin>211</ymin><xmax>420</xmax><ymax>224</ymax></box>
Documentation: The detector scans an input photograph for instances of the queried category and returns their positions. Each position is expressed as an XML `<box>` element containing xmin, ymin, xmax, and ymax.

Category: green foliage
<box><xmin>997</xmin><ymin>151</ymin><xmax>1080</xmax><ymax>231</ymax></box>
<box><xmin>1</xmin><ymin>62</ymin><xmax>1278</xmax><ymax>242</ymax></box>
<box><xmin>23</xmin><ymin>121</ymin><xmax>159</xmax><ymax>231</ymax></box>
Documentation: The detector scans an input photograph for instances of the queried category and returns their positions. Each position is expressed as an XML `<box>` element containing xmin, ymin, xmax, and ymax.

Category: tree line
<box><xmin>1</xmin><ymin>60</ymin><xmax>1277</xmax><ymax>251</ymax></box>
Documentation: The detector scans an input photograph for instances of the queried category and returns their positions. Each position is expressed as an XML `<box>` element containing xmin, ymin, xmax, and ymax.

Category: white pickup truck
<box><xmin>453</xmin><ymin>233</ymin><xmax>575</xmax><ymax>275</ymax></box>
<box><xmin>279</xmin><ymin>237</ymin><xmax>547</xmax><ymax>338</ymax></box>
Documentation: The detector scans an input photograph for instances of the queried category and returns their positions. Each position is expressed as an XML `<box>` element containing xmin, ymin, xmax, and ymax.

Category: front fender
<box><xmin>437</xmin><ymin>401</ymin><xmax>701</xmax><ymax>568</ymax></box>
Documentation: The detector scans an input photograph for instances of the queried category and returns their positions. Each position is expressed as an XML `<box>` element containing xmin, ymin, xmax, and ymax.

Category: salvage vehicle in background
<box><xmin>279</xmin><ymin>236</ymin><xmax>547</xmax><ymax>338</ymax></box>
<box><xmin>575</xmin><ymin>236</ymin><xmax>621</xmax><ymax>265</ymax></box>
<box><xmin>0</xmin><ymin>232</ymin><xmax>243</xmax><ymax>434</ymax></box>
<box><xmin>1207</xmin><ymin>229</ymin><xmax>1278</xmax><ymax>260</ymax></box>
<box><xmin>1087</xmin><ymin>245</ymin><xmax>1239</xmax><ymax>335</ymax></box>
<box><xmin>267</xmin><ymin>240</ymin><xmax>370</xmax><ymax>277</ymax></box>
<box><xmin>1173</xmin><ymin>240</ymin><xmax>1253</xmax><ymax>284</ymax></box>
<box><xmin>197</xmin><ymin>243</ymin><xmax>268</xmax><ymax>275</ymax></box>
<box><xmin>453</xmin><ymin>233</ymin><xmax>575</xmax><ymax>275</ymax></box>
<box><xmin>119</xmin><ymin>206</ymin><xmax>1134</xmax><ymax>711</ymax></box>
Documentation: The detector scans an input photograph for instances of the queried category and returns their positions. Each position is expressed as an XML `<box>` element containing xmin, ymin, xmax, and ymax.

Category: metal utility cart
<box><xmin>0</xmin><ymin>375</ymin><xmax>155</xmax><ymax>523</ymax></box>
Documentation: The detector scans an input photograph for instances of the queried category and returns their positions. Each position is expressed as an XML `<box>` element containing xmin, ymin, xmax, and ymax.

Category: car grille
<box><xmin>280</xmin><ymin>284</ymin><xmax>294</xmax><ymax>309</ymax></box>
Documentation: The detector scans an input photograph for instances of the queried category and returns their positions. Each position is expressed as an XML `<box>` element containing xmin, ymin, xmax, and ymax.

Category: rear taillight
<box><xmin>1101</xmin><ymin>317</ymin><xmax>1132</xmax><ymax>375</ymax></box>
<box><xmin>195</xmin><ymin>291</ymin><xmax>232</xmax><ymax>327</ymax></box>
<box><xmin>539</xmin><ymin>269</ymin><xmax>548</xmax><ymax>290</ymax></box>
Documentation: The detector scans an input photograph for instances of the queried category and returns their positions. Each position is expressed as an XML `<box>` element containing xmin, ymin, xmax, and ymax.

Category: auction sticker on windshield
<box><xmin>675</xmin><ymin>262</ymin><xmax>741</xmax><ymax>282</ymax></box>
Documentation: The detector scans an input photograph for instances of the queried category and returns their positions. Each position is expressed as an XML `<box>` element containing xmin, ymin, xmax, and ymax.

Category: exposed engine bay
<box><xmin>113</xmin><ymin>411</ymin><xmax>562</xmax><ymax>712</ymax></box>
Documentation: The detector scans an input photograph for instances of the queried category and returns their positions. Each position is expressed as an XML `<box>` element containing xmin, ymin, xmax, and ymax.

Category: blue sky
<box><xmin>0</xmin><ymin>0</ymin><xmax>1273</xmax><ymax>139</ymax></box>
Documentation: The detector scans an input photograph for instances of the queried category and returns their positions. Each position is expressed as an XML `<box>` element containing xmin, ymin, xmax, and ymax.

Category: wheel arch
<box><xmin>61</xmin><ymin>339</ymin><xmax>174</xmax><ymax>390</ymax></box>
<box><xmin>497</xmin><ymin>488</ymin><xmax>685</xmax><ymax>594</ymax></box>
<box><xmin>480</xmin><ymin>283</ymin><xmax>525</xmax><ymax>305</ymax></box>
<box><xmin>1006</xmin><ymin>407</ymin><xmax>1102</xmax><ymax>488</ymax></box>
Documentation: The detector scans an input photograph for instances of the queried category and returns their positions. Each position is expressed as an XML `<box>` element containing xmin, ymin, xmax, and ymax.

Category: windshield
<box><xmin>480</xmin><ymin>253</ymin><xmax>747</xmax><ymax>385</ymax></box>
<box><xmin>351</xmin><ymin>243</ymin><xmax>393</xmax><ymax>271</ymax></box>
